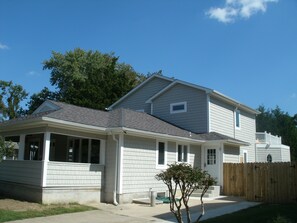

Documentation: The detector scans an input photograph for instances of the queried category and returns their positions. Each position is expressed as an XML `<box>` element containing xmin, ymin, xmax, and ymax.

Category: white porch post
<box><xmin>41</xmin><ymin>132</ymin><xmax>51</xmax><ymax>187</ymax></box>
<box><xmin>18</xmin><ymin>134</ymin><xmax>26</xmax><ymax>160</ymax></box>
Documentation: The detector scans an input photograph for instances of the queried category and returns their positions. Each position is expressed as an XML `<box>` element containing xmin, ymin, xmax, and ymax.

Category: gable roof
<box><xmin>107</xmin><ymin>74</ymin><xmax>174</xmax><ymax>110</ymax></box>
<box><xmin>109</xmin><ymin>74</ymin><xmax>260</xmax><ymax>115</ymax></box>
<box><xmin>0</xmin><ymin>100</ymin><xmax>248</xmax><ymax>145</ymax></box>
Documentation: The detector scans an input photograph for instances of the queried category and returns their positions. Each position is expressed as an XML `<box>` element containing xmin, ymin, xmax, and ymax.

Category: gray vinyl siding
<box><xmin>46</xmin><ymin>162</ymin><xmax>104</xmax><ymax>187</ymax></box>
<box><xmin>224</xmin><ymin>145</ymin><xmax>240</xmax><ymax>163</ymax></box>
<box><xmin>209</xmin><ymin>97</ymin><xmax>234</xmax><ymax>137</ymax></box>
<box><xmin>112</xmin><ymin>77</ymin><xmax>172</xmax><ymax>113</ymax></box>
<box><xmin>122</xmin><ymin>135</ymin><xmax>167</xmax><ymax>194</ymax></box>
<box><xmin>152</xmin><ymin>84</ymin><xmax>208</xmax><ymax>133</ymax></box>
<box><xmin>0</xmin><ymin>160</ymin><xmax>42</xmax><ymax>186</ymax></box>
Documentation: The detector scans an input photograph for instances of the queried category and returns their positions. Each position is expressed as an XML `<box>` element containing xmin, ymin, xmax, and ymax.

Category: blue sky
<box><xmin>0</xmin><ymin>0</ymin><xmax>296</xmax><ymax>115</ymax></box>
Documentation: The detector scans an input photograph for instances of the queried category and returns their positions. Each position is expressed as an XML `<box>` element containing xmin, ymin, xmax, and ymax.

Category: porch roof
<box><xmin>0</xmin><ymin>100</ymin><xmax>248</xmax><ymax>145</ymax></box>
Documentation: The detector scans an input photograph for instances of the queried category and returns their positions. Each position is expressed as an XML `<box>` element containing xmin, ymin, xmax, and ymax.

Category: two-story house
<box><xmin>108</xmin><ymin>74</ymin><xmax>260</xmax><ymax>183</ymax></box>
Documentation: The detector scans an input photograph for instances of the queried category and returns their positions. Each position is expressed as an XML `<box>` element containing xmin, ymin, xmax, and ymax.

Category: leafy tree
<box><xmin>38</xmin><ymin>48</ymin><xmax>146</xmax><ymax>111</ymax></box>
<box><xmin>0</xmin><ymin>136</ymin><xmax>15</xmax><ymax>161</ymax></box>
<box><xmin>0</xmin><ymin>80</ymin><xmax>28</xmax><ymax>120</ymax></box>
<box><xmin>156</xmin><ymin>163</ymin><xmax>216</xmax><ymax>223</ymax></box>
<box><xmin>256</xmin><ymin>105</ymin><xmax>297</xmax><ymax>161</ymax></box>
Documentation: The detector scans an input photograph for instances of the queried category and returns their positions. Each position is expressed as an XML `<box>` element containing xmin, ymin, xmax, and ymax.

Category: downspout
<box><xmin>112</xmin><ymin>134</ymin><xmax>119</xmax><ymax>206</ymax></box>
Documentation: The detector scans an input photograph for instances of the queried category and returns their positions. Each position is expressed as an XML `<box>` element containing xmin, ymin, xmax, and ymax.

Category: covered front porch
<box><xmin>0</xmin><ymin>129</ymin><xmax>106</xmax><ymax>204</ymax></box>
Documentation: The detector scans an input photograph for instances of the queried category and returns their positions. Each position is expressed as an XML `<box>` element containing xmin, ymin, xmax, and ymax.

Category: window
<box><xmin>207</xmin><ymin>149</ymin><xmax>216</xmax><ymax>165</ymax></box>
<box><xmin>170</xmin><ymin>102</ymin><xmax>187</xmax><ymax>114</ymax></box>
<box><xmin>91</xmin><ymin>140</ymin><xmax>100</xmax><ymax>164</ymax></box>
<box><xmin>156</xmin><ymin>141</ymin><xmax>167</xmax><ymax>168</ymax></box>
<box><xmin>235</xmin><ymin>110</ymin><xmax>241</xmax><ymax>129</ymax></box>
<box><xmin>177</xmin><ymin>144</ymin><xmax>188</xmax><ymax>162</ymax></box>
<box><xmin>267</xmin><ymin>154</ymin><xmax>272</xmax><ymax>163</ymax></box>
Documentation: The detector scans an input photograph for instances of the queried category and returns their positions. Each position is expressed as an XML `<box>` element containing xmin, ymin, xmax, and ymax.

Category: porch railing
<box><xmin>256</xmin><ymin>132</ymin><xmax>282</xmax><ymax>145</ymax></box>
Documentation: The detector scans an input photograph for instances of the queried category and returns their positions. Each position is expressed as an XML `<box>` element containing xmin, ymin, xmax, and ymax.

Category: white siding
<box><xmin>210</xmin><ymin>97</ymin><xmax>234</xmax><ymax>137</ymax></box>
<box><xmin>46</xmin><ymin>162</ymin><xmax>104</xmax><ymax>187</ymax></box>
<box><xmin>122</xmin><ymin>135</ymin><xmax>167</xmax><ymax>194</ymax></box>
<box><xmin>256</xmin><ymin>144</ymin><xmax>290</xmax><ymax>162</ymax></box>
<box><xmin>224</xmin><ymin>145</ymin><xmax>240</xmax><ymax>163</ymax></box>
<box><xmin>0</xmin><ymin>160</ymin><xmax>42</xmax><ymax>186</ymax></box>
<box><xmin>153</xmin><ymin>84</ymin><xmax>208</xmax><ymax>133</ymax></box>
<box><xmin>113</xmin><ymin>77</ymin><xmax>172</xmax><ymax>113</ymax></box>
<box><xmin>190</xmin><ymin>144</ymin><xmax>201</xmax><ymax>168</ymax></box>
<box><xmin>210</xmin><ymin>97</ymin><xmax>256</xmax><ymax>162</ymax></box>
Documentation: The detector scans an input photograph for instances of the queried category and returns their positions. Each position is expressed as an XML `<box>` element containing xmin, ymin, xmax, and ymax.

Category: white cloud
<box><xmin>206</xmin><ymin>0</ymin><xmax>278</xmax><ymax>23</ymax></box>
<box><xmin>0</xmin><ymin>43</ymin><xmax>9</xmax><ymax>50</ymax></box>
<box><xmin>27</xmin><ymin>71</ymin><xmax>40</xmax><ymax>77</ymax></box>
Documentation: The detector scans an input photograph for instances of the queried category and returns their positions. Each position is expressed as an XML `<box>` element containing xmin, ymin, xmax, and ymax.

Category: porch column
<box><xmin>41</xmin><ymin>132</ymin><xmax>51</xmax><ymax>187</ymax></box>
<box><xmin>18</xmin><ymin>134</ymin><xmax>26</xmax><ymax>160</ymax></box>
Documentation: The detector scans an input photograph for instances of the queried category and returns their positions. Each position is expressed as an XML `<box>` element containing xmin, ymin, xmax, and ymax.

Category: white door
<box><xmin>204</xmin><ymin>147</ymin><xmax>219</xmax><ymax>183</ymax></box>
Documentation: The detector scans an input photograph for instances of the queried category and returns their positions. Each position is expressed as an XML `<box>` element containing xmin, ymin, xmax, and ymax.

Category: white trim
<box><xmin>156</xmin><ymin>140</ymin><xmax>167</xmax><ymax>169</ymax></box>
<box><xmin>18</xmin><ymin>134</ymin><xmax>26</xmax><ymax>160</ymax></box>
<box><xmin>176</xmin><ymin>143</ymin><xmax>190</xmax><ymax>163</ymax></box>
<box><xmin>170</xmin><ymin>102</ymin><xmax>187</xmax><ymax>114</ymax></box>
<box><xmin>207</xmin><ymin>94</ymin><xmax>211</xmax><ymax>132</ymax></box>
<box><xmin>118</xmin><ymin>134</ymin><xmax>124</xmax><ymax>194</ymax></box>
<box><xmin>100</xmin><ymin>140</ymin><xmax>106</xmax><ymax>165</ymax></box>
<box><xmin>41</xmin><ymin>132</ymin><xmax>51</xmax><ymax>187</ymax></box>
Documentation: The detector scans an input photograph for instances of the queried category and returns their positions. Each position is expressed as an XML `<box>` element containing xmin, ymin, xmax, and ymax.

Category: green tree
<box><xmin>0</xmin><ymin>80</ymin><xmax>28</xmax><ymax>120</ymax></box>
<box><xmin>156</xmin><ymin>163</ymin><xmax>216</xmax><ymax>223</ymax></box>
<box><xmin>39</xmin><ymin>48</ymin><xmax>146</xmax><ymax>111</ymax></box>
<box><xmin>0</xmin><ymin>136</ymin><xmax>15</xmax><ymax>161</ymax></box>
<box><xmin>256</xmin><ymin>105</ymin><xmax>297</xmax><ymax>161</ymax></box>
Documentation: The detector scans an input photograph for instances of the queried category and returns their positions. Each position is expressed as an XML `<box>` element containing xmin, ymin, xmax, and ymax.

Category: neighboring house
<box><xmin>0</xmin><ymin>100</ymin><xmax>246</xmax><ymax>204</ymax></box>
<box><xmin>256</xmin><ymin>132</ymin><xmax>291</xmax><ymax>162</ymax></box>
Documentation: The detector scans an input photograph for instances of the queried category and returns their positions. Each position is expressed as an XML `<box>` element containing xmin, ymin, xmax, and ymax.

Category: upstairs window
<box><xmin>177</xmin><ymin>144</ymin><xmax>188</xmax><ymax>162</ymax></box>
<box><xmin>170</xmin><ymin>102</ymin><xmax>187</xmax><ymax>114</ymax></box>
<box><xmin>235</xmin><ymin>110</ymin><xmax>241</xmax><ymax>129</ymax></box>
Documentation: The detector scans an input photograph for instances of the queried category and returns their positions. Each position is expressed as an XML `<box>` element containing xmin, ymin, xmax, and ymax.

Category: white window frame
<box><xmin>156</xmin><ymin>141</ymin><xmax>167</xmax><ymax>169</ymax></box>
<box><xmin>235</xmin><ymin>109</ymin><xmax>241</xmax><ymax>129</ymax></box>
<box><xmin>170</xmin><ymin>102</ymin><xmax>187</xmax><ymax>114</ymax></box>
<box><xmin>176</xmin><ymin>144</ymin><xmax>189</xmax><ymax>163</ymax></box>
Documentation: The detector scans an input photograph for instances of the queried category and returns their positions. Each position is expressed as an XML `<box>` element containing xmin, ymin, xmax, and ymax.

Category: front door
<box><xmin>204</xmin><ymin>147</ymin><xmax>219</xmax><ymax>183</ymax></box>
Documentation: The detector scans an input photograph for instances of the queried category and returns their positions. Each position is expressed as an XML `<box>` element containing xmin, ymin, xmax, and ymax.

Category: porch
<box><xmin>0</xmin><ymin>131</ymin><xmax>106</xmax><ymax>204</ymax></box>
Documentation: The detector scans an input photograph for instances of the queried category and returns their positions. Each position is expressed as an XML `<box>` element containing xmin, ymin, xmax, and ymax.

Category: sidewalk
<box><xmin>7</xmin><ymin>196</ymin><xmax>260</xmax><ymax>223</ymax></box>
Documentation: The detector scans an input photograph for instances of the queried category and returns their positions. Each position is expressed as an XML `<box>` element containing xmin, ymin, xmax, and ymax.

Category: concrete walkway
<box><xmin>7</xmin><ymin>196</ymin><xmax>260</xmax><ymax>223</ymax></box>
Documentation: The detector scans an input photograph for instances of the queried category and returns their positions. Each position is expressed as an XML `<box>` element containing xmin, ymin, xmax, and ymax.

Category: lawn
<box><xmin>201</xmin><ymin>203</ymin><xmax>297</xmax><ymax>223</ymax></box>
<box><xmin>0</xmin><ymin>203</ymin><xmax>96</xmax><ymax>222</ymax></box>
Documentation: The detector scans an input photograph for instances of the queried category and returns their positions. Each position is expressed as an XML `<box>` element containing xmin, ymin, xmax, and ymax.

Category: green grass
<box><xmin>0</xmin><ymin>204</ymin><xmax>96</xmax><ymax>223</ymax></box>
<box><xmin>201</xmin><ymin>204</ymin><xmax>297</xmax><ymax>223</ymax></box>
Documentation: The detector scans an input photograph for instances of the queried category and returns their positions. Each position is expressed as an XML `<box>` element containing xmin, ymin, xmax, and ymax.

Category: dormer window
<box><xmin>170</xmin><ymin>102</ymin><xmax>187</xmax><ymax>114</ymax></box>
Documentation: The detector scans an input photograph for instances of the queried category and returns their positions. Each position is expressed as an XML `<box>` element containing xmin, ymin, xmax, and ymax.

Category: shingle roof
<box><xmin>0</xmin><ymin>100</ymin><xmax>247</xmax><ymax>144</ymax></box>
